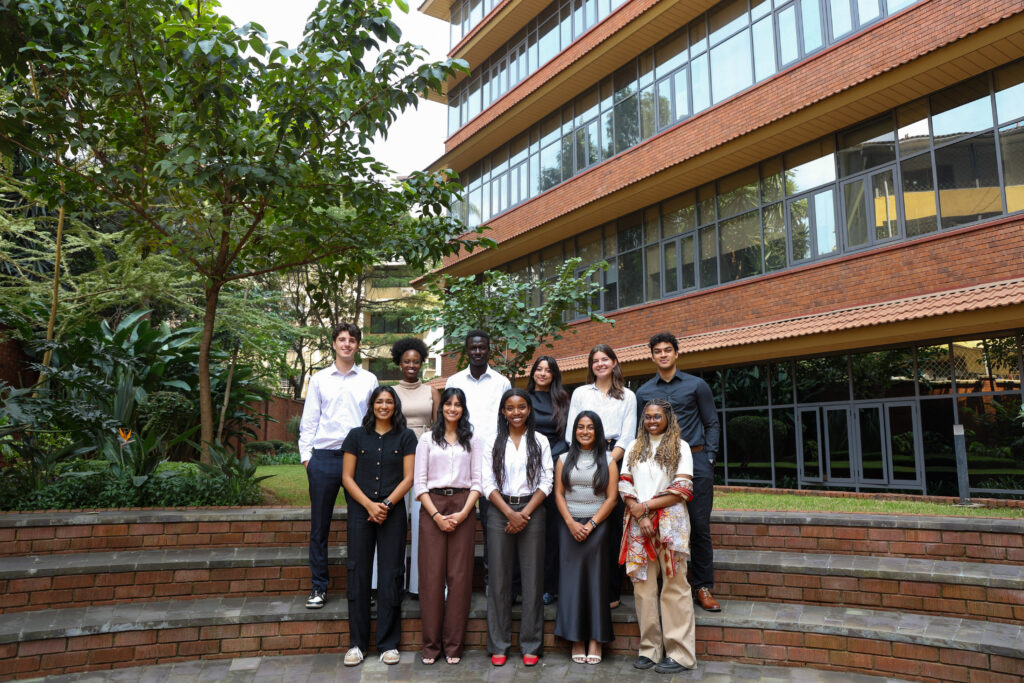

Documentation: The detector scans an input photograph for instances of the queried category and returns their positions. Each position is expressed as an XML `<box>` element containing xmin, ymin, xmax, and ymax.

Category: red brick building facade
<box><xmin>423</xmin><ymin>0</ymin><xmax>1024</xmax><ymax>495</ymax></box>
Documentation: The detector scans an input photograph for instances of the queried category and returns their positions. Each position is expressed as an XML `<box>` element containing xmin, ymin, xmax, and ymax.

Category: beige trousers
<box><xmin>632</xmin><ymin>553</ymin><xmax>696</xmax><ymax>667</ymax></box>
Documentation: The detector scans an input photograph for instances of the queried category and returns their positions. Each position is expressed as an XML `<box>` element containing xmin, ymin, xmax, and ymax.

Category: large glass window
<box><xmin>624</xmin><ymin>334</ymin><xmax>1024</xmax><ymax>494</ymax></box>
<box><xmin>492</xmin><ymin>62</ymin><xmax>1024</xmax><ymax>317</ymax></box>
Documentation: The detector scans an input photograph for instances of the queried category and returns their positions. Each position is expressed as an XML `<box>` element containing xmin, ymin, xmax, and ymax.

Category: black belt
<box><xmin>501</xmin><ymin>494</ymin><xmax>529</xmax><ymax>505</ymax></box>
<box><xmin>429</xmin><ymin>487</ymin><xmax>468</xmax><ymax>496</ymax></box>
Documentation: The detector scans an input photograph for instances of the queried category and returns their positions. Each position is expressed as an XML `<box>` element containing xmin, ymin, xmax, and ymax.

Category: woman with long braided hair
<box><xmin>618</xmin><ymin>398</ymin><xmax>696</xmax><ymax>674</ymax></box>
<box><xmin>482</xmin><ymin>388</ymin><xmax>554</xmax><ymax>667</ymax></box>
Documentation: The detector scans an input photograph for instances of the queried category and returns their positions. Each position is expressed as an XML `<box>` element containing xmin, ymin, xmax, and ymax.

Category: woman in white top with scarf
<box><xmin>618</xmin><ymin>397</ymin><xmax>695</xmax><ymax>674</ymax></box>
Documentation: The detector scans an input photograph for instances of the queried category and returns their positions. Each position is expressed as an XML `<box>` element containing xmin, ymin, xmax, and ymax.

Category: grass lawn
<box><xmin>715</xmin><ymin>491</ymin><xmax>1024</xmax><ymax>518</ymax></box>
<box><xmin>256</xmin><ymin>465</ymin><xmax>344</xmax><ymax>506</ymax></box>
<box><xmin>258</xmin><ymin>464</ymin><xmax>1021</xmax><ymax>517</ymax></box>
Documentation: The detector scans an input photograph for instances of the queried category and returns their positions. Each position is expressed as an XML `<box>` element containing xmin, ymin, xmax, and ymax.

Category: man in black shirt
<box><xmin>635</xmin><ymin>332</ymin><xmax>722</xmax><ymax>612</ymax></box>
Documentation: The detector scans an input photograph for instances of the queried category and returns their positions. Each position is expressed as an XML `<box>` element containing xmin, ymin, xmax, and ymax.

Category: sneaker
<box><xmin>305</xmin><ymin>590</ymin><xmax>326</xmax><ymax>609</ymax></box>
<box><xmin>380</xmin><ymin>649</ymin><xmax>401</xmax><ymax>665</ymax></box>
<box><xmin>344</xmin><ymin>646</ymin><xmax>364</xmax><ymax>666</ymax></box>
<box><xmin>634</xmin><ymin>655</ymin><xmax>656</xmax><ymax>670</ymax></box>
<box><xmin>654</xmin><ymin>657</ymin><xmax>686</xmax><ymax>673</ymax></box>
<box><xmin>542</xmin><ymin>592</ymin><xmax>556</xmax><ymax>605</ymax></box>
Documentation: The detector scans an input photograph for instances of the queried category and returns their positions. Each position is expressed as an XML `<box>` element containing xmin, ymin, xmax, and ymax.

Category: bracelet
<box><xmin>642</xmin><ymin>501</ymin><xmax>650</xmax><ymax>516</ymax></box>
<box><xmin>588</xmin><ymin>519</ymin><xmax>598</xmax><ymax>529</ymax></box>
<box><xmin>431</xmin><ymin>510</ymin><xmax>441</xmax><ymax>518</ymax></box>
<box><xmin>638</xmin><ymin>512</ymin><xmax>649</xmax><ymax>521</ymax></box>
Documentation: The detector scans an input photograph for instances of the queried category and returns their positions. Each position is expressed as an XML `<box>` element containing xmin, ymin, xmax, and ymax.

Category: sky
<box><xmin>217</xmin><ymin>0</ymin><xmax>450</xmax><ymax>176</ymax></box>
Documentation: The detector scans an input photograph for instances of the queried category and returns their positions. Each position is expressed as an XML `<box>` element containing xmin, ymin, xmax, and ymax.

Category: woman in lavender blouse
<box><xmin>413</xmin><ymin>387</ymin><xmax>483</xmax><ymax>665</ymax></box>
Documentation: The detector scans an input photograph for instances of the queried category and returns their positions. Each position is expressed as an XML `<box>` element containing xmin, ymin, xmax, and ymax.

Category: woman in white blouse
<box><xmin>483</xmin><ymin>388</ymin><xmax>554</xmax><ymax>668</ymax></box>
<box><xmin>619</xmin><ymin>398</ymin><xmax>695</xmax><ymax>674</ymax></box>
<box><xmin>413</xmin><ymin>388</ymin><xmax>482</xmax><ymax>666</ymax></box>
<box><xmin>564</xmin><ymin>344</ymin><xmax>636</xmax><ymax>608</ymax></box>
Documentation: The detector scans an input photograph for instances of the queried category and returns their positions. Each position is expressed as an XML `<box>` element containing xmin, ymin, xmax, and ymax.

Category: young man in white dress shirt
<box><xmin>299</xmin><ymin>322</ymin><xmax>378</xmax><ymax>609</ymax></box>
<box><xmin>445</xmin><ymin>330</ymin><xmax>511</xmax><ymax>587</ymax></box>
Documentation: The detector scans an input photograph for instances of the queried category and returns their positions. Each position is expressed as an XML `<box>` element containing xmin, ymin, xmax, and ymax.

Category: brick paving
<box><xmin>22</xmin><ymin>651</ymin><xmax>921</xmax><ymax>682</ymax></box>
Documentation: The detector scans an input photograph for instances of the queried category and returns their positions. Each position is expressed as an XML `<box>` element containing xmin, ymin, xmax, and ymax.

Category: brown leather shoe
<box><xmin>694</xmin><ymin>587</ymin><xmax>721</xmax><ymax>612</ymax></box>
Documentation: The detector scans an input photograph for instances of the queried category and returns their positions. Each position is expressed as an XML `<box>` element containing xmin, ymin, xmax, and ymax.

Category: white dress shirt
<box><xmin>565</xmin><ymin>384</ymin><xmax>638</xmax><ymax>445</ymax></box>
<box><xmin>482</xmin><ymin>433</ymin><xmax>554</xmax><ymax>499</ymax></box>
<box><xmin>445</xmin><ymin>366</ymin><xmax>511</xmax><ymax>448</ymax></box>
<box><xmin>298</xmin><ymin>364</ymin><xmax>378</xmax><ymax>462</ymax></box>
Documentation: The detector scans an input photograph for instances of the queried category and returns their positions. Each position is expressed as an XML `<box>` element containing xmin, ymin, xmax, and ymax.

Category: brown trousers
<box><xmin>417</xmin><ymin>491</ymin><xmax>476</xmax><ymax>659</ymax></box>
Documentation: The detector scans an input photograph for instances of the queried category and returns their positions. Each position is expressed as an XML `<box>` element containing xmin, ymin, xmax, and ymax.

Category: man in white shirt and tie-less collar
<box><xmin>299</xmin><ymin>322</ymin><xmax>378</xmax><ymax>609</ymax></box>
<box><xmin>445</xmin><ymin>330</ymin><xmax>511</xmax><ymax>587</ymax></box>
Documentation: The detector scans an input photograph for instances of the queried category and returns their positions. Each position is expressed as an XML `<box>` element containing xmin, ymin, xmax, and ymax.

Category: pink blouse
<box><xmin>413</xmin><ymin>432</ymin><xmax>484</xmax><ymax>499</ymax></box>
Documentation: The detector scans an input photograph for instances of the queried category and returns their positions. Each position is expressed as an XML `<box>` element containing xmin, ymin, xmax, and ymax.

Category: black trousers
<box><xmin>687</xmin><ymin>452</ymin><xmax>715</xmax><ymax>591</ymax></box>
<box><xmin>543</xmin><ymin>493</ymin><xmax>560</xmax><ymax>595</ymax></box>
<box><xmin>607</xmin><ymin>498</ymin><xmax>626</xmax><ymax>602</ymax></box>
<box><xmin>347</xmin><ymin>500</ymin><xmax>407</xmax><ymax>652</ymax></box>
<box><xmin>307</xmin><ymin>449</ymin><xmax>344</xmax><ymax>593</ymax></box>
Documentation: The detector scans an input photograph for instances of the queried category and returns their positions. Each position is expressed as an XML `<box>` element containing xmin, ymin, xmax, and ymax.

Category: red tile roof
<box><xmin>552</xmin><ymin>277</ymin><xmax>1024</xmax><ymax>373</ymax></box>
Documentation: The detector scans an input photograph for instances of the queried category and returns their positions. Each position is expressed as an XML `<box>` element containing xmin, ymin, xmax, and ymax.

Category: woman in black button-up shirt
<box><xmin>341</xmin><ymin>385</ymin><xmax>417</xmax><ymax>666</ymax></box>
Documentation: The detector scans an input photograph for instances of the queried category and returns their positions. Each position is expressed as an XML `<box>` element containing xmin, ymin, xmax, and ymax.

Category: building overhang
<box><xmin>435</xmin><ymin>4</ymin><xmax>1024</xmax><ymax>278</ymax></box>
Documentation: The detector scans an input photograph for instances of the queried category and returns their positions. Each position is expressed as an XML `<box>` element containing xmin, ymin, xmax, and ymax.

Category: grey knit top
<box><xmin>560</xmin><ymin>450</ymin><xmax>611</xmax><ymax>518</ymax></box>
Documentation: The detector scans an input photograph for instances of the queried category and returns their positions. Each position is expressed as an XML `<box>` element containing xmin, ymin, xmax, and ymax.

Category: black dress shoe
<box><xmin>654</xmin><ymin>657</ymin><xmax>686</xmax><ymax>674</ymax></box>
<box><xmin>634</xmin><ymin>655</ymin><xmax>656</xmax><ymax>669</ymax></box>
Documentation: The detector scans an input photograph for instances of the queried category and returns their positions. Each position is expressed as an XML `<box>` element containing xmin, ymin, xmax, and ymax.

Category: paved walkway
<box><xmin>25</xmin><ymin>652</ymin><xmax>919</xmax><ymax>682</ymax></box>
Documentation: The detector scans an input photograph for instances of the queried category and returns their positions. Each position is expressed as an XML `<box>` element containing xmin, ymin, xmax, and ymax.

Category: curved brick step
<box><xmin>1</xmin><ymin>596</ymin><xmax>1021</xmax><ymax>681</ymax></box>
<box><xmin>3</xmin><ymin>508</ymin><xmax>1021</xmax><ymax>564</ymax></box>
<box><xmin>20</xmin><ymin>651</ymin><xmax>923</xmax><ymax>683</ymax></box>
<box><xmin>3</xmin><ymin>545</ymin><xmax>1021</xmax><ymax>623</ymax></box>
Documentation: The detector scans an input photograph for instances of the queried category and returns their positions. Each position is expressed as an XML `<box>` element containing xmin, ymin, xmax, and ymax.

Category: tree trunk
<box><xmin>198</xmin><ymin>281</ymin><xmax>221</xmax><ymax>464</ymax></box>
<box><xmin>38</xmin><ymin>204</ymin><xmax>65</xmax><ymax>376</ymax></box>
<box><xmin>215</xmin><ymin>284</ymin><xmax>249</xmax><ymax>443</ymax></box>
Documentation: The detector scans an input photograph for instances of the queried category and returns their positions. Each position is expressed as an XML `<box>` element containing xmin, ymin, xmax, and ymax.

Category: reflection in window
<box><xmin>786</xmin><ymin>139</ymin><xmax>837</xmax><ymax>193</ymax></box>
<box><xmin>726</xmin><ymin>409</ymin><xmax>774</xmax><ymax>482</ymax></box>
<box><xmin>897</xmin><ymin>99</ymin><xmax>931</xmax><ymax>157</ymax></box>
<box><xmin>720</xmin><ymin>211</ymin><xmax>763</xmax><ymax>282</ymax></box>
<box><xmin>1000</xmin><ymin>123</ymin><xmax>1024</xmax><ymax>213</ymax></box>
<box><xmin>700</xmin><ymin>225</ymin><xmax>718</xmax><ymax>286</ymax></box>
<box><xmin>789</xmin><ymin>197</ymin><xmax>811</xmax><ymax>261</ymax></box>
<box><xmin>873</xmin><ymin>170</ymin><xmax>899</xmax><ymax>240</ymax></box>
<box><xmin>934</xmin><ymin>133</ymin><xmax>1001</xmax><ymax>229</ymax></box>
<box><xmin>844</xmin><ymin>178</ymin><xmax>868</xmax><ymax>247</ymax></box>
<box><xmin>829</xmin><ymin>0</ymin><xmax>853</xmax><ymax>38</ymax></box>
<box><xmin>763</xmin><ymin>203</ymin><xmax>787</xmax><ymax>271</ymax></box>
<box><xmin>814</xmin><ymin>190</ymin><xmax>838</xmax><ymax>254</ymax></box>
<box><xmin>931</xmin><ymin>76</ymin><xmax>993</xmax><ymax>143</ymax></box>
<box><xmin>838</xmin><ymin>115</ymin><xmax>896</xmax><ymax>177</ymax></box>
<box><xmin>995</xmin><ymin>61</ymin><xmax>1024</xmax><ymax>125</ymax></box>
<box><xmin>900</xmin><ymin>153</ymin><xmax>937</xmax><ymax>236</ymax></box>
<box><xmin>711</xmin><ymin>30</ymin><xmax>753</xmax><ymax>103</ymax></box>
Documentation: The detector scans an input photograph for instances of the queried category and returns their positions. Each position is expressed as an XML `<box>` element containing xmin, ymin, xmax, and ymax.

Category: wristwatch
<box><xmin>588</xmin><ymin>519</ymin><xmax>599</xmax><ymax>529</ymax></box>
<box><xmin>382</xmin><ymin>499</ymin><xmax>393</xmax><ymax>510</ymax></box>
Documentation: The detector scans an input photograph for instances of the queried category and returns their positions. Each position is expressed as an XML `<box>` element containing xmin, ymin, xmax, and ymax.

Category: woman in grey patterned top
<box><xmin>553</xmin><ymin>411</ymin><xmax>619</xmax><ymax>665</ymax></box>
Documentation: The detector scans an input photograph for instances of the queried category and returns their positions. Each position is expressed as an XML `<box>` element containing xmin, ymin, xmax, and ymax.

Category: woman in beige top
<box><xmin>391</xmin><ymin>337</ymin><xmax>439</xmax><ymax>596</ymax></box>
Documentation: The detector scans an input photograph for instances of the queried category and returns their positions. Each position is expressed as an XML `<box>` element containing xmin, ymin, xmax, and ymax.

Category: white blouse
<box><xmin>565</xmin><ymin>384</ymin><xmax>637</xmax><ymax>444</ymax></box>
<box><xmin>482</xmin><ymin>433</ymin><xmax>554</xmax><ymax>499</ymax></box>
<box><xmin>619</xmin><ymin>437</ymin><xmax>693</xmax><ymax>502</ymax></box>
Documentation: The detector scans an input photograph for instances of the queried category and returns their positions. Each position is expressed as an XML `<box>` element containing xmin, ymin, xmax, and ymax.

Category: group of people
<box><xmin>297</xmin><ymin>323</ymin><xmax>721</xmax><ymax>672</ymax></box>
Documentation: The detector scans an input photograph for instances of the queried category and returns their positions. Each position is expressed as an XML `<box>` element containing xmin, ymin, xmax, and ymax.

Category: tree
<box><xmin>0</xmin><ymin>0</ymin><xmax>487</xmax><ymax>459</ymax></box>
<box><xmin>415</xmin><ymin>258</ymin><xmax>612</xmax><ymax>380</ymax></box>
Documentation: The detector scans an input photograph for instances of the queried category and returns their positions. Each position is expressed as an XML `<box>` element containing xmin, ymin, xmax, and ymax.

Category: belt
<box><xmin>429</xmin><ymin>487</ymin><xmax>468</xmax><ymax>496</ymax></box>
<box><xmin>691</xmin><ymin>444</ymin><xmax>704</xmax><ymax>453</ymax></box>
<box><xmin>606</xmin><ymin>438</ymin><xmax>618</xmax><ymax>450</ymax></box>
<box><xmin>501</xmin><ymin>494</ymin><xmax>528</xmax><ymax>505</ymax></box>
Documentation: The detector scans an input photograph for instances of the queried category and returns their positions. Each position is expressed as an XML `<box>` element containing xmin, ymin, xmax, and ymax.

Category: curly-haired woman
<box><xmin>619</xmin><ymin>398</ymin><xmax>695</xmax><ymax>674</ymax></box>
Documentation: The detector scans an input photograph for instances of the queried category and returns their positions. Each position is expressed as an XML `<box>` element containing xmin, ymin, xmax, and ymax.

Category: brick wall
<box><xmin>441</xmin><ymin>0</ymin><xmax>1024</xmax><ymax>270</ymax></box>
<box><xmin>249</xmin><ymin>397</ymin><xmax>304</xmax><ymax>445</ymax></box>
<box><xmin>3</xmin><ymin>621</ymin><xmax>1020</xmax><ymax>681</ymax></box>
<box><xmin>441</xmin><ymin>216</ymin><xmax>1024</xmax><ymax>374</ymax></box>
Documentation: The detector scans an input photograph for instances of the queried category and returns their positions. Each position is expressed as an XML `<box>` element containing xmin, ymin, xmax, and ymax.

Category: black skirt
<box><xmin>553</xmin><ymin>516</ymin><xmax>613</xmax><ymax>643</ymax></box>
